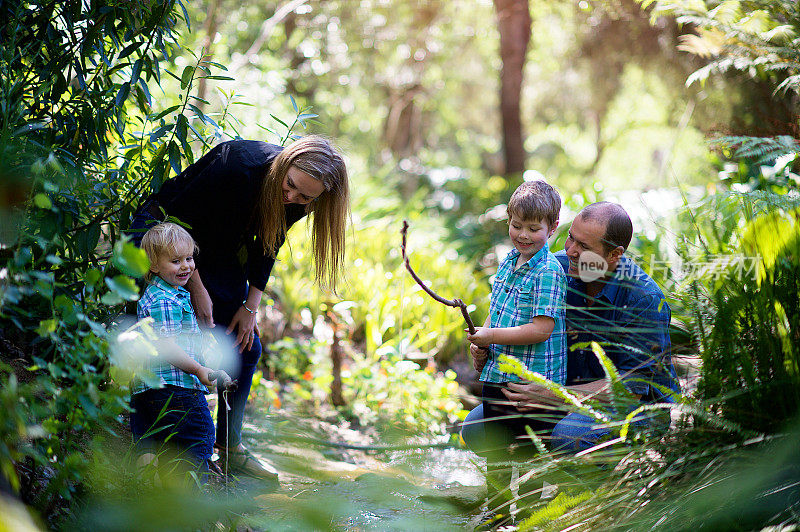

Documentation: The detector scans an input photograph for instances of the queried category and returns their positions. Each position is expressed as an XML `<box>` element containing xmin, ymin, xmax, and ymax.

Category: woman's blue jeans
<box><xmin>215</xmin><ymin>333</ymin><xmax>261</xmax><ymax>449</ymax></box>
<box><xmin>550</xmin><ymin>412</ymin><xmax>614</xmax><ymax>452</ymax></box>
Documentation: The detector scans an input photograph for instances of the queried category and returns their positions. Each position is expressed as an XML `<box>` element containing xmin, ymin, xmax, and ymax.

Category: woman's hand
<box><xmin>466</xmin><ymin>327</ymin><xmax>494</xmax><ymax>347</ymax></box>
<box><xmin>227</xmin><ymin>305</ymin><xmax>258</xmax><ymax>353</ymax></box>
<box><xmin>470</xmin><ymin>344</ymin><xmax>489</xmax><ymax>372</ymax></box>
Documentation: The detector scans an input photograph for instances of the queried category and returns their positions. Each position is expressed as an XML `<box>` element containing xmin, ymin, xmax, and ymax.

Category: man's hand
<box><xmin>470</xmin><ymin>344</ymin><xmax>488</xmax><ymax>373</ymax></box>
<box><xmin>466</xmin><ymin>326</ymin><xmax>493</xmax><ymax>347</ymax></box>
<box><xmin>502</xmin><ymin>381</ymin><xmax>563</xmax><ymax>411</ymax></box>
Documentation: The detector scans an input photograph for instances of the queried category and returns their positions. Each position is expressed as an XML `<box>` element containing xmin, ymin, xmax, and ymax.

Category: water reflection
<box><xmin>241</xmin><ymin>417</ymin><xmax>486</xmax><ymax>530</ymax></box>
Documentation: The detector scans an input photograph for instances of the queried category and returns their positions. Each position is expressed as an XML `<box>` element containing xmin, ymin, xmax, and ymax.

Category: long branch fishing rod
<box><xmin>400</xmin><ymin>220</ymin><xmax>476</xmax><ymax>334</ymax></box>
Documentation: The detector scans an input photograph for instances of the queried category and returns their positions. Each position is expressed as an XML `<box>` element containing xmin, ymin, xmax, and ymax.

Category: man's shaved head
<box><xmin>579</xmin><ymin>202</ymin><xmax>633</xmax><ymax>252</ymax></box>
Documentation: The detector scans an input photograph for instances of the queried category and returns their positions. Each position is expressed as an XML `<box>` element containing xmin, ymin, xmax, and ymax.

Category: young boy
<box><xmin>130</xmin><ymin>222</ymin><xmax>229</xmax><ymax>475</ymax></box>
<box><xmin>466</xmin><ymin>180</ymin><xmax>566</xmax><ymax>454</ymax></box>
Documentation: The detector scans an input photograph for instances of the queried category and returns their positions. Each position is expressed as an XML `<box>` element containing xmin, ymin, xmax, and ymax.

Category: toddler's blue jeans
<box><xmin>130</xmin><ymin>385</ymin><xmax>215</xmax><ymax>475</ymax></box>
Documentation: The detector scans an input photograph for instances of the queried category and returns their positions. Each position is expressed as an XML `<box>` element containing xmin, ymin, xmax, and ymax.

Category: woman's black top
<box><xmin>156</xmin><ymin>140</ymin><xmax>307</xmax><ymax>325</ymax></box>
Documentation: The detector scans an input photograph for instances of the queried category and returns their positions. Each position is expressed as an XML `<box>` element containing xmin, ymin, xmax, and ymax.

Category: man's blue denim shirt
<box><xmin>554</xmin><ymin>251</ymin><xmax>679</xmax><ymax>399</ymax></box>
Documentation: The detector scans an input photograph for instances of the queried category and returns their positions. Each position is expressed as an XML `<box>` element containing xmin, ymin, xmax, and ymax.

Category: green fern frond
<box><xmin>775</xmin><ymin>73</ymin><xmax>800</xmax><ymax>94</ymax></box>
<box><xmin>686</xmin><ymin>58</ymin><xmax>736</xmax><ymax>87</ymax></box>
<box><xmin>711</xmin><ymin>135</ymin><xmax>800</xmax><ymax>165</ymax></box>
<box><xmin>497</xmin><ymin>355</ymin><xmax>611</xmax><ymax>423</ymax></box>
<box><xmin>589</xmin><ymin>341</ymin><xmax>635</xmax><ymax>401</ymax></box>
<box><xmin>524</xmin><ymin>425</ymin><xmax>548</xmax><ymax>455</ymax></box>
<box><xmin>661</xmin><ymin>0</ymin><xmax>800</xmax><ymax>95</ymax></box>
<box><xmin>733</xmin><ymin>190</ymin><xmax>800</xmax><ymax>215</ymax></box>
<box><xmin>519</xmin><ymin>490</ymin><xmax>594</xmax><ymax>531</ymax></box>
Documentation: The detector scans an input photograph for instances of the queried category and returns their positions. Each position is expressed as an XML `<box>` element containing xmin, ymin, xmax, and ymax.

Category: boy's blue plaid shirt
<box><xmin>132</xmin><ymin>275</ymin><xmax>207</xmax><ymax>394</ymax></box>
<box><xmin>480</xmin><ymin>243</ymin><xmax>567</xmax><ymax>384</ymax></box>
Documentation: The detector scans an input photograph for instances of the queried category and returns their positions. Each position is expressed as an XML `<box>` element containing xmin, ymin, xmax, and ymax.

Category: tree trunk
<box><xmin>330</xmin><ymin>331</ymin><xmax>345</xmax><ymax>407</ymax></box>
<box><xmin>494</xmin><ymin>0</ymin><xmax>531</xmax><ymax>176</ymax></box>
<box><xmin>326</xmin><ymin>309</ymin><xmax>345</xmax><ymax>407</ymax></box>
<box><xmin>196</xmin><ymin>0</ymin><xmax>222</xmax><ymax>109</ymax></box>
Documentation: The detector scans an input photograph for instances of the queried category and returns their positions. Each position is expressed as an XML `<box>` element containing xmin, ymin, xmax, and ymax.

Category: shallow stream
<box><xmin>221</xmin><ymin>411</ymin><xmax>487</xmax><ymax>530</ymax></box>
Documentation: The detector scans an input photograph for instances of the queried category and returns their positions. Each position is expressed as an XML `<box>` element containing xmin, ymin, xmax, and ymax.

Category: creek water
<box><xmin>225</xmin><ymin>411</ymin><xmax>487</xmax><ymax>531</ymax></box>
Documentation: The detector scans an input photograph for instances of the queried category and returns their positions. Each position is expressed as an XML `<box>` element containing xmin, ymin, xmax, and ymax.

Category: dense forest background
<box><xmin>1</xmin><ymin>0</ymin><xmax>799</xmax><ymax>529</ymax></box>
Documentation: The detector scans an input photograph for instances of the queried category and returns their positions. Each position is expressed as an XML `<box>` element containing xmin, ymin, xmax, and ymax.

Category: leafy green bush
<box><xmin>264</xmin><ymin>337</ymin><xmax>317</xmax><ymax>383</ymax></box>
<box><xmin>258</xmin><ymin>334</ymin><xmax>466</xmax><ymax>435</ymax></box>
<box><xmin>640</xmin><ymin>0</ymin><xmax>800</xmax><ymax>98</ymax></box>
<box><xmin>341</xmin><ymin>351</ymin><xmax>465</xmax><ymax>434</ymax></box>
<box><xmin>675</xmin><ymin>188</ymin><xmax>800</xmax><ymax>433</ymax></box>
<box><xmin>0</xmin><ymin>0</ymin><xmax>240</xmax><ymax>520</ymax></box>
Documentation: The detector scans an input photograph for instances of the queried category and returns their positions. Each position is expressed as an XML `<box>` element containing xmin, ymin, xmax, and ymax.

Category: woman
<box><xmin>129</xmin><ymin>136</ymin><xmax>349</xmax><ymax>478</ymax></box>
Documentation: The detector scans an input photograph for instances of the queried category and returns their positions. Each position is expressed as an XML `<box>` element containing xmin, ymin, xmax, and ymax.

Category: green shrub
<box><xmin>0</xmin><ymin>0</ymin><xmax>233</xmax><ymax>519</ymax></box>
<box><xmin>259</xmin><ymin>334</ymin><xmax>466</xmax><ymax>435</ymax></box>
<box><xmin>678</xmin><ymin>191</ymin><xmax>800</xmax><ymax>432</ymax></box>
<box><xmin>341</xmin><ymin>351</ymin><xmax>465</xmax><ymax>434</ymax></box>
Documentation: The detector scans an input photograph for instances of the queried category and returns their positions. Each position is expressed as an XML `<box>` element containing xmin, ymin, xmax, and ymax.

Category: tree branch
<box><xmin>401</xmin><ymin>220</ymin><xmax>476</xmax><ymax>334</ymax></box>
<box><xmin>229</xmin><ymin>0</ymin><xmax>310</xmax><ymax>73</ymax></box>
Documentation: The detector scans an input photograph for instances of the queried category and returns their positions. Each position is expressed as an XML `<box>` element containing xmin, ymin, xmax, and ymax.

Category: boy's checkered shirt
<box><xmin>480</xmin><ymin>243</ymin><xmax>567</xmax><ymax>384</ymax></box>
<box><xmin>132</xmin><ymin>275</ymin><xmax>207</xmax><ymax>394</ymax></box>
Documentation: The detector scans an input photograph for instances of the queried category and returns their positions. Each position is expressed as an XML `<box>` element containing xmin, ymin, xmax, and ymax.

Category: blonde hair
<box><xmin>141</xmin><ymin>222</ymin><xmax>198</xmax><ymax>280</ymax></box>
<box><xmin>507</xmin><ymin>180</ymin><xmax>561</xmax><ymax>229</ymax></box>
<box><xmin>256</xmin><ymin>135</ymin><xmax>350</xmax><ymax>292</ymax></box>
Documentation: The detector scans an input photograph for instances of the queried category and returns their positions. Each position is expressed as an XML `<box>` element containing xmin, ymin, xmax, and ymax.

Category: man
<box><xmin>461</xmin><ymin>201</ymin><xmax>679</xmax><ymax>454</ymax></box>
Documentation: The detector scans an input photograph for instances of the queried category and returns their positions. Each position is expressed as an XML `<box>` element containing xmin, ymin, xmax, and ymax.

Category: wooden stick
<box><xmin>401</xmin><ymin>220</ymin><xmax>476</xmax><ymax>334</ymax></box>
